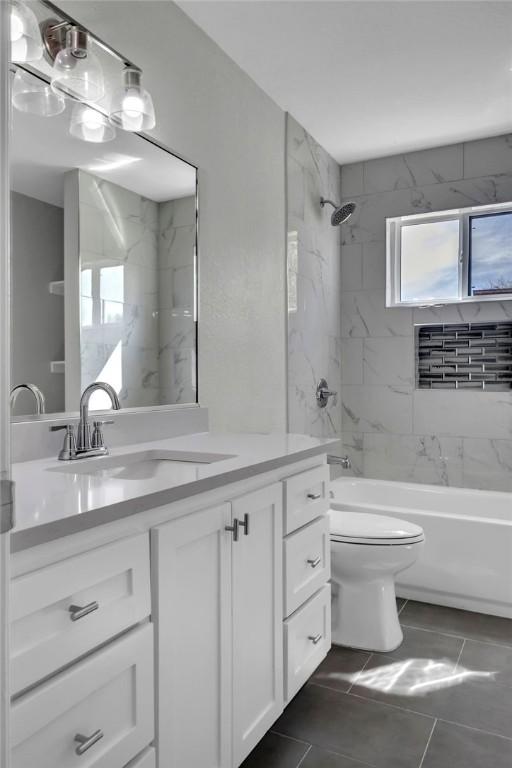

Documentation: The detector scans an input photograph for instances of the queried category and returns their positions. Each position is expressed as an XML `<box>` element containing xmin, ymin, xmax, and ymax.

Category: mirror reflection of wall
<box><xmin>9</xmin><ymin>66</ymin><xmax>197</xmax><ymax>419</ymax></box>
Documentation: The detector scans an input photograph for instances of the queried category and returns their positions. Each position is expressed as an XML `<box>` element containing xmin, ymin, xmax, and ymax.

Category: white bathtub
<box><xmin>330</xmin><ymin>477</ymin><xmax>512</xmax><ymax>619</ymax></box>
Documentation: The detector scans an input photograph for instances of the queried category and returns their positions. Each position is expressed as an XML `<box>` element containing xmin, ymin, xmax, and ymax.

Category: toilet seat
<box><xmin>329</xmin><ymin>509</ymin><xmax>424</xmax><ymax>546</ymax></box>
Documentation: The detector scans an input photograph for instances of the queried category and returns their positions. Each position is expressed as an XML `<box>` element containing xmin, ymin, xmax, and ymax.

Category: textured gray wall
<box><xmin>11</xmin><ymin>191</ymin><xmax>65</xmax><ymax>416</ymax></box>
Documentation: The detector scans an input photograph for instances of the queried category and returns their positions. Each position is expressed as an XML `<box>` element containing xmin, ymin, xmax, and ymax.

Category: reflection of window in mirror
<box><xmin>387</xmin><ymin>201</ymin><xmax>512</xmax><ymax>307</ymax></box>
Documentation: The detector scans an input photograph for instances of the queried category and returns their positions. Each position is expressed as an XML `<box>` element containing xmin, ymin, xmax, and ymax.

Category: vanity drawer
<box><xmin>125</xmin><ymin>747</ymin><xmax>156</xmax><ymax>768</ymax></box>
<box><xmin>11</xmin><ymin>623</ymin><xmax>154</xmax><ymax>768</ymax></box>
<box><xmin>11</xmin><ymin>533</ymin><xmax>151</xmax><ymax>694</ymax></box>
<box><xmin>283</xmin><ymin>465</ymin><xmax>329</xmax><ymax>535</ymax></box>
<box><xmin>284</xmin><ymin>515</ymin><xmax>330</xmax><ymax>617</ymax></box>
<box><xmin>284</xmin><ymin>584</ymin><xmax>331</xmax><ymax>703</ymax></box>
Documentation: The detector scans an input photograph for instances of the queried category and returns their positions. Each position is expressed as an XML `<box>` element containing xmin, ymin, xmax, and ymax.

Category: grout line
<box><xmin>347</xmin><ymin>689</ymin><xmax>435</xmax><ymax>720</ymax></box>
<box><xmin>437</xmin><ymin>718</ymin><xmax>512</xmax><ymax>744</ymax></box>
<box><xmin>347</xmin><ymin>654</ymin><xmax>373</xmax><ymax>694</ymax></box>
<box><xmin>454</xmin><ymin>638</ymin><xmax>466</xmax><ymax>672</ymax></box>
<box><xmin>309</xmin><ymin>681</ymin><xmax>354</xmax><ymax>696</ymax></box>
<box><xmin>270</xmin><ymin>730</ymin><xmax>310</xmax><ymax>747</ymax></box>
<box><xmin>398</xmin><ymin>599</ymin><xmax>408</xmax><ymax>616</ymax></box>
<box><xmin>295</xmin><ymin>744</ymin><xmax>312</xmax><ymax>768</ymax></box>
<box><xmin>418</xmin><ymin>719</ymin><xmax>437</xmax><ymax>768</ymax></box>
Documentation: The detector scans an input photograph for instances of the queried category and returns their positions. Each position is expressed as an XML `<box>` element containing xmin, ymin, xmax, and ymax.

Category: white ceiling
<box><xmin>177</xmin><ymin>0</ymin><xmax>512</xmax><ymax>165</ymax></box>
<box><xmin>11</xmin><ymin>73</ymin><xmax>196</xmax><ymax>208</ymax></box>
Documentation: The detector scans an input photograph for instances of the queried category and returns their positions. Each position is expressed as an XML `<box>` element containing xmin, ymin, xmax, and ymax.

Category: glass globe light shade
<box><xmin>51</xmin><ymin>27</ymin><xmax>104</xmax><ymax>103</ymax></box>
<box><xmin>12</xmin><ymin>69</ymin><xmax>65</xmax><ymax>116</ymax></box>
<box><xmin>69</xmin><ymin>103</ymin><xmax>116</xmax><ymax>143</ymax></box>
<box><xmin>110</xmin><ymin>68</ymin><xmax>155</xmax><ymax>132</ymax></box>
<box><xmin>10</xmin><ymin>1</ymin><xmax>43</xmax><ymax>62</ymax></box>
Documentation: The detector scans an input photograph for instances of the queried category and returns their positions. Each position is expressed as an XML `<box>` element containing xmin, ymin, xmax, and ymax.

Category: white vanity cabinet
<box><xmin>152</xmin><ymin>484</ymin><xmax>283</xmax><ymax>768</ymax></box>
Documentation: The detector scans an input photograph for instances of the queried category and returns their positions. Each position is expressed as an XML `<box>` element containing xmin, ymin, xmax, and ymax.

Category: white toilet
<box><xmin>329</xmin><ymin>509</ymin><xmax>424</xmax><ymax>652</ymax></box>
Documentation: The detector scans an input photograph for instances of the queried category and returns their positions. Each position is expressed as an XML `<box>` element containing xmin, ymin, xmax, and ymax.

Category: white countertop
<box><xmin>12</xmin><ymin>431</ymin><xmax>338</xmax><ymax>551</ymax></box>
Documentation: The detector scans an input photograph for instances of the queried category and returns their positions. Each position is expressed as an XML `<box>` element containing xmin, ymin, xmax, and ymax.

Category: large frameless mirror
<box><xmin>9</xmin><ymin>4</ymin><xmax>198</xmax><ymax>420</ymax></box>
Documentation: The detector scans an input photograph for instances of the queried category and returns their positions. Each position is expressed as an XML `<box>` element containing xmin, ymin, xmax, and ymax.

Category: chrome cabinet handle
<box><xmin>225</xmin><ymin>519</ymin><xmax>239</xmax><ymax>542</ymax></box>
<box><xmin>307</xmin><ymin>557</ymin><xmax>322</xmax><ymax>568</ymax></box>
<box><xmin>68</xmin><ymin>601</ymin><xmax>99</xmax><ymax>622</ymax></box>
<box><xmin>74</xmin><ymin>729</ymin><xmax>104</xmax><ymax>755</ymax></box>
<box><xmin>238</xmin><ymin>513</ymin><xmax>250</xmax><ymax>536</ymax></box>
<box><xmin>307</xmin><ymin>492</ymin><xmax>321</xmax><ymax>501</ymax></box>
<box><xmin>308</xmin><ymin>634</ymin><xmax>322</xmax><ymax>645</ymax></box>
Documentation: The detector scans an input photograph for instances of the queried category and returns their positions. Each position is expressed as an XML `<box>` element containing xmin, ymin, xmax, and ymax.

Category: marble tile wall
<box><xmin>78</xmin><ymin>170</ymin><xmax>160</xmax><ymax>409</ymax></box>
<box><xmin>158</xmin><ymin>196</ymin><xmax>197</xmax><ymax>404</ymax></box>
<box><xmin>340</xmin><ymin>134</ymin><xmax>512</xmax><ymax>491</ymax></box>
<box><xmin>286</xmin><ymin>114</ymin><xmax>342</xmax><ymax>461</ymax></box>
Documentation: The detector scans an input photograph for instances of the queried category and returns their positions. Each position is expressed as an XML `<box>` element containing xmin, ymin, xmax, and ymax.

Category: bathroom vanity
<box><xmin>9</xmin><ymin>430</ymin><xmax>336</xmax><ymax>768</ymax></box>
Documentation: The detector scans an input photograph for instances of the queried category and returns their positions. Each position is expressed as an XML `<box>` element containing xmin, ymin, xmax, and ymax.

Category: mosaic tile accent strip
<box><xmin>416</xmin><ymin>322</ymin><xmax>512</xmax><ymax>390</ymax></box>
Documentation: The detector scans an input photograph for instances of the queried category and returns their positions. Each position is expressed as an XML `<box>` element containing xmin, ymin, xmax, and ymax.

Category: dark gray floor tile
<box><xmin>301</xmin><ymin>745</ymin><xmax>375</xmax><ymax>767</ymax></box>
<box><xmin>274</xmin><ymin>682</ymin><xmax>433</xmax><ymax>768</ymax></box>
<box><xmin>350</xmin><ymin>653</ymin><xmax>512</xmax><ymax>738</ymax></box>
<box><xmin>422</xmin><ymin>721</ymin><xmax>512</xmax><ymax>768</ymax></box>
<box><xmin>396</xmin><ymin>598</ymin><xmax>407</xmax><ymax>613</ymax></box>
<box><xmin>241</xmin><ymin>731</ymin><xmax>309</xmax><ymax>768</ymax></box>
<box><xmin>459</xmin><ymin>639</ymin><xmax>512</xmax><ymax>688</ymax></box>
<box><xmin>311</xmin><ymin>646</ymin><xmax>371</xmax><ymax>692</ymax></box>
<box><xmin>400</xmin><ymin>601</ymin><xmax>512</xmax><ymax>646</ymax></box>
<box><xmin>375</xmin><ymin>625</ymin><xmax>464</xmax><ymax>664</ymax></box>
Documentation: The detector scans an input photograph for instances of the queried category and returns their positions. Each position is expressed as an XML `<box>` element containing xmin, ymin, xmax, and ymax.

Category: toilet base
<box><xmin>331</xmin><ymin>575</ymin><xmax>403</xmax><ymax>652</ymax></box>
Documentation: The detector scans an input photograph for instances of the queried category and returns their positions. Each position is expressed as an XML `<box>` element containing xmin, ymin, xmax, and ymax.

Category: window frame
<box><xmin>386</xmin><ymin>201</ymin><xmax>512</xmax><ymax>307</ymax></box>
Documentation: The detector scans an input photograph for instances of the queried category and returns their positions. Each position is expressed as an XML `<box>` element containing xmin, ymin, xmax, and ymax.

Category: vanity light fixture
<box><xmin>49</xmin><ymin>26</ymin><xmax>105</xmax><ymax>102</ymax></box>
<box><xmin>10</xmin><ymin>0</ymin><xmax>43</xmax><ymax>62</ymax></box>
<box><xmin>11</xmin><ymin>67</ymin><xmax>65</xmax><ymax>116</ymax></box>
<box><xmin>69</xmin><ymin>103</ymin><xmax>116</xmax><ymax>143</ymax></box>
<box><xmin>110</xmin><ymin>67</ymin><xmax>156</xmax><ymax>132</ymax></box>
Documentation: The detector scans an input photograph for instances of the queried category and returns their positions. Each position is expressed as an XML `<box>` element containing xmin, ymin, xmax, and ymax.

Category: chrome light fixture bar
<box><xmin>9</xmin><ymin>0</ymin><xmax>156</xmax><ymax>141</ymax></box>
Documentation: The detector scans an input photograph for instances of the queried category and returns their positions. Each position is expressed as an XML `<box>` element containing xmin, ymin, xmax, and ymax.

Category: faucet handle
<box><xmin>91</xmin><ymin>420</ymin><xmax>114</xmax><ymax>450</ymax></box>
<box><xmin>51</xmin><ymin>424</ymin><xmax>77</xmax><ymax>461</ymax></box>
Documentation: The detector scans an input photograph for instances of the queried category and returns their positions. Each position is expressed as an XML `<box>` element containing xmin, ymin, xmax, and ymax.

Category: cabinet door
<box><xmin>152</xmin><ymin>504</ymin><xmax>232</xmax><ymax>768</ymax></box>
<box><xmin>232</xmin><ymin>485</ymin><xmax>283</xmax><ymax>766</ymax></box>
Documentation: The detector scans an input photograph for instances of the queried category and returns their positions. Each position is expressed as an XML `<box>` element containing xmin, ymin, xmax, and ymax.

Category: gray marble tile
<box><xmin>463</xmin><ymin>134</ymin><xmax>512</xmax><ymax>179</ymax></box>
<box><xmin>413</xmin><ymin>390</ymin><xmax>512</xmax><ymax>439</ymax></box>
<box><xmin>342</xmin><ymin>386</ymin><xmax>413</xmax><ymax>434</ymax></box>
<box><xmin>422</xmin><ymin>720</ymin><xmax>512</xmax><ymax>768</ymax></box>
<box><xmin>362</xmin><ymin>241</ymin><xmax>386</xmax><ymax>291</ymax></box>
<box><xmin>340</xmin><ymin>163</ymin><xmax>364</xmax><ymax>198</ymax></box>
<box><xmin>274</xmin><ymin>683</ymin><xmax>433</xmax><ymax>768</ymax></box>
<box><xmin>341</xmin><ymin>339</ymin><xmax>363</xmax><ymax>385</ymax></box>
<box><xmin>339</xmin><ymin>432</ymin><xmax>364</xmax><ymax>477</ymax></box>
<box><xmin>363</xmin><ymin>434</ymin><xmax>464</xmax><ymax>486</ymax></box>
<box><xmin>341</xmin><ymin>243</ymin><xmax>363</xmax><ymax>291</ymax></box>
<box><xmin>461</xmin><ymin>438</ymin><xmax>512</xmax><ymax>491</ymax></box>
<box><xmin>363</xmin><ymin>337</ymin><xmax>414</xmax><ymax>387</ymax></box>
<box><xmin>363</xmin><ymin>144</ymin><xmax>463</xmax><ymax>194</ymax></box>
<box><xmin>341</xmin><ymin>291</ymin><xmax>413</xmax><ymax>338</ymax></box>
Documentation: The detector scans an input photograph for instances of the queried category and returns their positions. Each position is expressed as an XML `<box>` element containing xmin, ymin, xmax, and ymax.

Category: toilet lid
<box><xmin>329</xmin><ymin>509</ymin><xmax>424</xmax><ymax>545</ymax></box>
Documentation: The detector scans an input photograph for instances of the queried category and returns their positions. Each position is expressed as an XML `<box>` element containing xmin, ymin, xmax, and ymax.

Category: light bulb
<box><xmin>70</xmin><ymin>103</ymin><xmax>116</xmax><ymax>143</ymax></box>
<box><xmin>9</xmin><ymin>1</ymin><xmax>43</xmax><ymax>62</ymax></box>
<box><xmin>51</xmin><ymin>27</ymin><xmax>104</xmax><ymax>102</ymax></box>
<box><xmin>82</xmin><ymin>108</ymin><xmax>103</xmax><ymax>129</ymax></box>
<box><xmin>110</xmin><ymin>67</ymin><xmax>156</xmax><ymax>131</ymax></box>
<box><xmin>122</xmin><ymin>92</ymin><xmax>145</xmax><ymax>118</ymax></box>
<box><xmin>10</xmin><ymin>9</ymin><xmax>24</xmax><ymax>42</ymax></box>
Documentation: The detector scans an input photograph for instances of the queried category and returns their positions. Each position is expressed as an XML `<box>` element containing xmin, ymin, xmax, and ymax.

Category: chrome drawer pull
<box><xmin>225</xmin><ymin>519</ymin><xmax>239</xmax><ymax>542</ymax></box>
<box><xmin>307</xmin><ymin>492</ymin><xmax>321</xmax><ymax>501</ymax></box>
<box><xmin>308</xmin><ymin>634</ymin><xmax>322</xmax><ymax>645</ymax></box>
<box><xmin>307</xmin><ymin>557</ymin><xmax>322</xmax><ymax>568</ymax></box>
<box><xmin>74</xmin><ymin>729</ymin><xmax>104</xmax><ymax>755</ymax></box>
<box><xmin>238</xmin><ymin>513</ymin><xmax>250</xmax><ymax>536</ymax></box>
<box><xmin>68</xmin><ymin>601</ymin><xmax>99</xmax><ymax>622</ymax></box>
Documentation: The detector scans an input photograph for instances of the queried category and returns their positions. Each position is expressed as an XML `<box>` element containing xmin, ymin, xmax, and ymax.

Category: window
<box><xmin>387</xmin><ymin>202</ymin><xmax>512</xmax><ymax>306</ymax></box>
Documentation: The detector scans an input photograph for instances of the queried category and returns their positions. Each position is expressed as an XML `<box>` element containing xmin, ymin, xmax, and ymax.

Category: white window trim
<box><xmin>386</xmin><ymin>200</ymin><xmax>512</xmax><ymax>307</ymax></box>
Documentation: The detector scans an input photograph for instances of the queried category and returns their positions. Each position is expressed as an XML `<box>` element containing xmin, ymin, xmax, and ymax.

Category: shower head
<box><xmin>320</xmin><ymin>197</ymin><xmax>356</xmax><ymax>226</ymax></box>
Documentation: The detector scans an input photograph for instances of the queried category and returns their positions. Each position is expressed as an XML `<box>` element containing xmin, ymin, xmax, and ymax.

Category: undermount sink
<box><xmin>47</xmin><ymin>449</ymin><xmax>237</xmax><ymax>480</ymax></box>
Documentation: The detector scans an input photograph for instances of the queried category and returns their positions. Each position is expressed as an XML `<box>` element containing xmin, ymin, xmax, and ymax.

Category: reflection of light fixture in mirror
<box><xmin>12</xmin><ymin>68</ymin><xmax>65</xmax><ymax>116</ymax></box>
<box><xmin>10</xmin><ymin>0</ymin><xmax>43</xmax><ymax>62</ymax></box>
<box><xmin>87</xmin><ymin>154</ymin><xmax>141</xmax><ymax>173</ymax></box>
<box><xmin>50</xmin><ymin>26</ymin><xmax>104</xmax><ymax>102</ymax></box>
<box><xmin>70</xmin><ymin>103</ymin><xmax>116</xmax><ymax>143</ymax></box>
<box><xmin>110</xmin><ymin>67</ymin><xmax>155</xmax><ymax>131</ymax></box>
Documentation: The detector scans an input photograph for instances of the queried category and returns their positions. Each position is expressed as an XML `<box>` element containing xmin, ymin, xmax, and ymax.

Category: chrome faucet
<box><xmin>51</xmin><ymin>382</ymin><xmax>120</xmax><ymax>461</ymax></box>
<box><xmin>327</xmin><ymin>454</ymin><xmax>351</xmax><ymax>469</ymax></box>
<box><xmin>10</xmin><ymin>383</ymin><xmax>46</xmax><ymax>415</ymax></box>
<box><xmin>77</xmin><ymin>382</ymin><xmax>121</xmax><ymax>453</ymax></box>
